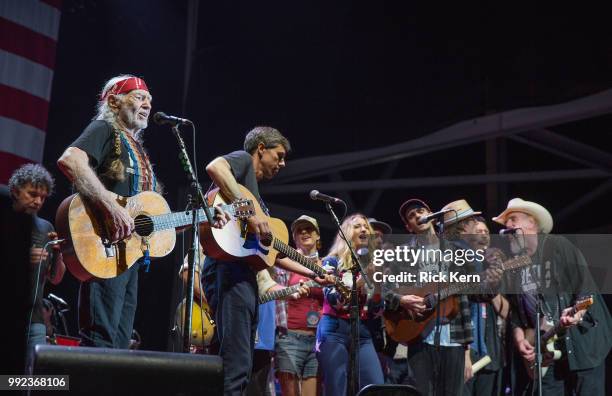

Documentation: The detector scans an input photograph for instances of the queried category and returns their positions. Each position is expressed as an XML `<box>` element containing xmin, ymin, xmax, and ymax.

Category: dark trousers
<box><xmin>522</xmin><ymin>359</ymin><xmax>605</xmax><ymax>396</ymax></box>
<box><xmin>204</xmin><ymin>259</ymin><xmax>258</xmax><ymax>396</ymax></box>
<box><xmin>463</xmin><ymin>368</ymin><xmax>501</xmax><ymax>396</ymax></box>
<box><xmin>386</xmin><ymin>358</ymin><xmax>417</xmax><ymax>386</ymax></box>
<box><xmin>408</xmin><ymin>342</ymin><xmax>465</xmax><ymax>396</ymax></box>
<box><xmin>78</xmin><ymin>263</ymin><xmax>139</xmax><ymax>348</ymax></box>
<box><xmin>246</xmin><ymin>350</ymin><xmax>274</xmax><ymax>396</ymax></box>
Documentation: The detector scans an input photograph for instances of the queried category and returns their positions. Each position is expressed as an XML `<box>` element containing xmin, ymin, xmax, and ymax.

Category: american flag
<box><xmin>0</xmin><ymin>0</ymin><xmax>61</xmax><ymax>193</ymax></box>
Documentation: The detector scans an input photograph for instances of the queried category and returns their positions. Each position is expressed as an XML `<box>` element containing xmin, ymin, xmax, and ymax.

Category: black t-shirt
<box><xmin>222</xmin><ymin>150</ymin><xmax>268</xmax><ymax>215</ymax></box>
<box><xmin>202</xmin><ymin>150</ymin><xmax>266</xmax><ymax>283</ymax></box>
<box><xmin>29</xmin><ymin>216</ymin><xmax>56</xmax><ymax>324</ymax></box>
<box><xmin>70</xmin><ymin>120</ymin><xmax>152</xmax><ymax>197</ymax></box>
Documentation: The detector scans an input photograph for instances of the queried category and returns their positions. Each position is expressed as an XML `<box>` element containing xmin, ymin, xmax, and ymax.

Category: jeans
<box><xmin>78</xmin><ymin>262</ymin><xmax>139</xmax><ymax>348</ymax></box>
<box><xmin>316</xmin><ymin>315</ymin><xmax>384</xmax><ymax>395</ymax></box>
<box><xmin>203</xmin><ymin>258</ymin><xmax>259</xmax><ymax>396</ymax></box>
<box><xmin>25</xmin><ymin>323</ymin><xmax>46</xmax><ymax>372</ymax></box>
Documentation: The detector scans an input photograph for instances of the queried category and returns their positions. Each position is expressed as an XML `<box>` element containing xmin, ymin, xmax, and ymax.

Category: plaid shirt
<box><xmin>274</xmin><ymin>267</ymin><xmax>289</xmax><ymax>330</ymax></box>
<box><xmin>383</xmin><ymin>238</ymin><xmax>474</xmax><ymax>346</ymax></box>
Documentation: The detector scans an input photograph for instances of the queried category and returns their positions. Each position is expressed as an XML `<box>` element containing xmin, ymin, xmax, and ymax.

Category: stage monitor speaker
<box><xmin>31</xmin><ymin>345</ymin><xmax>223</xmax><ymax>395</ymax></box>
<box><xmin>357</xmin><ymin>384</ymin><xmax>422</xmax><ymax>396</ymax></box>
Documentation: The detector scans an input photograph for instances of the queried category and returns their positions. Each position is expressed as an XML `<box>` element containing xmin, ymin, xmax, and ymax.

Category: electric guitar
<box><xmin>524</xmin><ymin>295</ymin><xmax>593</xmax><ymax>379</ymax></box>
<box><xmin>200</xmin><ymin>184</ymin><xmax>351</xmax><ymax>300</ymax></box>
<box><xmin>259</xmin><ymin>280</ymin><xmax>319</xmax><ymax>304</ymax></box>
<box><xmin>55</xmin><ymin>191</ymin><xmax>254</xmax><ymax>281</ymax></box>
<box><xmin>384</xmin><ymin>253</ymin><xmax>532</xmax><ymax>344</ymax></box>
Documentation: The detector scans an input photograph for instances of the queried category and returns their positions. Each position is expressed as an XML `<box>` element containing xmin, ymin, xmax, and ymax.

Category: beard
<box><xmin>119</xmin><ymin>107</ymin><xmax>148</xmax><ymax>131</ymax></box>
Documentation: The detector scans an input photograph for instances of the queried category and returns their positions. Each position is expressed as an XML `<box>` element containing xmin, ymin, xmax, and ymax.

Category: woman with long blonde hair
<box><xmin>316</xmin><ymin>213</ymin><xmax>384</xmax><ymax>395</ymax></box>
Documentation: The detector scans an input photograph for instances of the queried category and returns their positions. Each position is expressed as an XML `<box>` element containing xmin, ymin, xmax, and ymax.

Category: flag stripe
<box><xmin>0</xmin><ymin>49</ymin><xmax>54</xmax><ymax>101</ymax></box>
<box><xmin>0</xmin><ymin>1</ymin><xmax>60</xmax><ymax>188</ymax></box>
<box><xmin>0</xmin><ymin>151</ymin><xmax>34</xmax><ymax>186</ymax></box>
<box><xmin>0</xmin><ymin>0</ymin><xmax>61</xmax><ymax>40</ymax></box>
<box><xmin>0</xmin><ymin>116</ymin><xmax>46</xmax><ymax>161</ymax></box>
<box><xmin>0</xmin><ymin>17</ymin><xmax>57</xmax><ymax>69</ymax></box>
<box><xmin>0</xmin><ymin>84</ymin><xmax>50</xmax><ymax>131</ymax></box>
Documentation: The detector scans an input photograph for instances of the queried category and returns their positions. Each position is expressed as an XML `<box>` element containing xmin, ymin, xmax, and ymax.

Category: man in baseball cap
<box><xmin>398</xmin><ymin>198</ymin><xmax>435</xmax><ymax>236</ymax></box>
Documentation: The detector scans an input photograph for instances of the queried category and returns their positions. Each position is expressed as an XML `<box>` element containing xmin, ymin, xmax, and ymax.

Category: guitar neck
<box><xmin>437</xmin><ymin>255</ymin><xmax>532</xmax><ymax>300</ymax></box>
<box><xmin>540</xmin><ymin>305</ymin><xmax>579</xmax><ymax>344</ymax></box>
<box><xmin>273</xmin><ymin>239</ymin><xmax>324</xmax><ymax>277</ymax></box>
<box><xmin>259</xmin><ymin>280</ymin><xmax>318</xmax><ymax>304</ymax></box>
<box><xmin>151</xmin><ymin>206</ymin><xmax>230</xmax><ymax>232</ymax></box>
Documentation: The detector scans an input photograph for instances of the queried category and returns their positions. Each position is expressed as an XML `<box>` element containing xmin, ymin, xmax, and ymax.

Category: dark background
<box><xmin>38</xmin><ymin>1</ymin><xmax>612</xmax><ymax>351</ymax></box>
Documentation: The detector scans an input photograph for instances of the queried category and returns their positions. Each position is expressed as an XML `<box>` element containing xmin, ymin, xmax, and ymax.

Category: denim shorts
<box><xmin>275</xmin><ymin>330</ymin><xmax>318</xmax><ymax>378</ymax></box>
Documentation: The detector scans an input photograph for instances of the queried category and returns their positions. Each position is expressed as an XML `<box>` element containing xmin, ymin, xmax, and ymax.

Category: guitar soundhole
<box><xmin>134</xmin><ymin>214</ymin><xmax>154</xmax><ymax>237</ymax></box>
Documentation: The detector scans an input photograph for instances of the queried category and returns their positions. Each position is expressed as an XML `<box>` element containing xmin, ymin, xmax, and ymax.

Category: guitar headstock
<box><xmin>231</xmin><ymin>199</ymin><xmax>255</xmax><ymax>220</ymax></box>
<box><xmin>574</xmin><ymin>295</ymin><xmax>594</xmax><ymax>311</ymax></box>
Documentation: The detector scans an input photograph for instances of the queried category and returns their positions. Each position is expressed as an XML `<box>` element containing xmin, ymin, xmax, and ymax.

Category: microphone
<box><xmin>499</xmin><ymin>228</ymin><xmax>520</xmax><ymax>235</ymax></box>
<box><xmin>47</xmin><ymin>238</ymin><xmax>66</xmax><ymax>246</ymax></box>
<box><xmin>417</xmin><ymin>209</ymin><xmax>453</xmax><ymax>225</ymax></box>
<box><xmin>356</xmin><ymin>247</ymin><xmax>369</xmax><ymax>256</ymax></box>
<box><xmin>309</xmin><ymin>190</ymin><xmax>345</xmax><ymax>205</ymax></box>
<box><xmin>153</xmin><ymin>112</ymin><xmax>192</xmax><ymax>126</ymax></box>
<box><xmin>47</xmin><ymin>293</ymin><xmax>68</xmax><ymax>308</ymax></box>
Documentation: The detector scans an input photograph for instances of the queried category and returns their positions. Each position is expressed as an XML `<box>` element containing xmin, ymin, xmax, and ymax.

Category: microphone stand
<box><xmin>507</xmin><ymin>231</ymin><xmax>542</xmax><ymax>396</ymax></box>
<box><xmin>324</xmin><ymin>203</ymin><xmax>373</xmax><ymax>396</ymax></box>
<box><xmin>170</xmin><ymin>124</ymin><xmax>214</xmax><ymax>353</ymax></box>
<box><xmin>432</xmin><ymin>220</ymin><xmax>445</xmax><ymax>396</ymax></box>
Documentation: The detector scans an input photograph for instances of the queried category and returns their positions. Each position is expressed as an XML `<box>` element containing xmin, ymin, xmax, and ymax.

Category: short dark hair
<box><xmin>243</xmin><ymin>126</ymin><xmax>291</xmax><ymax>154</ymax></box>
<box><xmin>8</xmin><ymin>163</ymin><xmax>55</xmax><ymax>196</ymax></box>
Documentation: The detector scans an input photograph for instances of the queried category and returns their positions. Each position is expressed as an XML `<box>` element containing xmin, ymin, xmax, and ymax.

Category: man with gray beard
<box><xmin>57</xmin><ymin>75</ymin><xmax>158</xmax><ymax>348</ymax></box>
<box><xmin>58</xmin><ymin>75</ymin><xmax>228</xmax><ymax>349</ymax></box>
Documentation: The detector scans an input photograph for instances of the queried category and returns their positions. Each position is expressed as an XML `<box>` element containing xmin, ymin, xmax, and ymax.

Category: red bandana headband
<box><xmin>100</xmin><ymin>77</ymin><xmax>149</xmax><ymax>102</ymax></box>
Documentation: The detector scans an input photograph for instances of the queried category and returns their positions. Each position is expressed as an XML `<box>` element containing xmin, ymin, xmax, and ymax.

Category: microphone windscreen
<box><xmin>153</xmin><ymin>112</ymin><xmax>166</xmax><ymax>125</ymax></box>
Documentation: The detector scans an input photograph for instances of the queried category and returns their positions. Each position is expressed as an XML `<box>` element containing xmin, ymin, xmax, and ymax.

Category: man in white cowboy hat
<box><xmin>494</xmin><ymin>198</ymin><xmax>612</xmax><ymax>395</ymax></box>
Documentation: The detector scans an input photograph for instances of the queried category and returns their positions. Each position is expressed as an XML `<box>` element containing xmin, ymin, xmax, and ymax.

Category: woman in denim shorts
<box><xmin>275</xmin><ymin>215</ymin><xmax>324</xmax><ymax>396</ymax></box>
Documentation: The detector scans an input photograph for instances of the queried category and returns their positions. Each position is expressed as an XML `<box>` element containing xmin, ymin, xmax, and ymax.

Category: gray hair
<box><xmin>243</xmin><ymin>126</ymin><xmax>291</xmax><ymax>154</ymax></box>
<box><xmin>94</xmin><ymin>74</ymin><xmax>143</xmax><ymax>142</ymax></box>
<box><xmin>8</xmin><ymin>163</ymin><xmax>55</xmax><ymax>196</ymax></box>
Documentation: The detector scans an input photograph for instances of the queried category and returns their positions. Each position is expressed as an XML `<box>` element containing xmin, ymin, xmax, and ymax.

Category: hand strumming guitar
<box><xmin>247</xmin><ymin>214</ymin><xmax>272</xmax><ymax>241</ymax></box>
<box><xmin>400</xmin><ymin>294</ymin><xmax>426</xmax><ymax>318</ymax></box>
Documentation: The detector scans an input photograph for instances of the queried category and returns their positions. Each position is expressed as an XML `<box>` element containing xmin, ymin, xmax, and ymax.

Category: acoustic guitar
<box><xmin>200</xmin><ymin>184</ymin><xmax>350</xmax><ymax>300</ymax></box>
<box><xmin>524</xmin><ymin>295</ymin><xmax>593</xmax><ymax>379</ymax></box>
<box><xmin>55</xmin><ymin>191</ymin><xmax>254</xmax><ymax>281</ymax></box>
<box><xmin>384</xmin><ymin>254</ymin><xmax>532</xmax><ymax>344</ymax></box>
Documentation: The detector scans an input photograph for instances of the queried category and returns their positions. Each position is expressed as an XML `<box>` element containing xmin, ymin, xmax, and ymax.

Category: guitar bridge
<box><xmin>102</xmin><ymin>239</ymin><xmax>115</xmax><ymax>258</ymax></box>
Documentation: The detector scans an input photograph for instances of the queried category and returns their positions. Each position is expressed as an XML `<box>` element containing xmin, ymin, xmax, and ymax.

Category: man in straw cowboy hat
<box><xmin>493</xmin><ymin>198</ymin><xmax>612</xmax><ymax>395</ymax></box>
<box><xmin>439</xmin><ymin>200</ymin><xmax>508</xmax><ymax>395</ymax></box>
